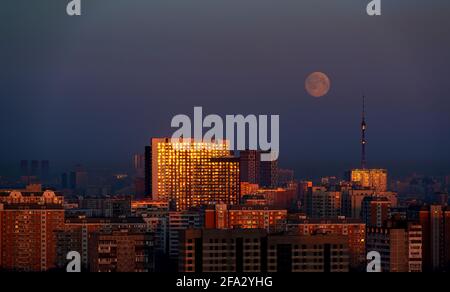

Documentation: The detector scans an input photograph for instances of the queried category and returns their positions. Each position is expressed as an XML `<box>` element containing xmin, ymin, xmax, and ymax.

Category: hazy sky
<box><xmin>1</xmin><ymin>0</ymin><xmax>450</xmax><ymax>178</ymax></box>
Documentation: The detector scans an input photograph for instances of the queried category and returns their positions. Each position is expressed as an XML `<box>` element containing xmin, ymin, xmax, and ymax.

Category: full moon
<box><xmin>305</xmin><ymin>72</ymin><xmax>331</xmax><ymax>97</ymax></box>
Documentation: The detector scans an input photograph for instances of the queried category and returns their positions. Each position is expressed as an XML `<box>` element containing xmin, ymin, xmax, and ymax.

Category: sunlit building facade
<box><xmin>205</xmin><ymin>203</ymin><xmax>287</xmax><ymax>231</ymax></box>
<box><xmin>0</xmin><ymin>190</ymin><xmax>65</xmax><ymax>272</ymax></box>
<box><xmin>151</xmin><ymin>138</ymin><xmax>240</xmax><ymax>211</ymax></box>
<box><xmin>349</xmin><ymin>169</ymin><xmax>388</xmax><ymax>192</ymax></box>
<box><xmin>288</xmin><ymin>218</ymin><xmax>366</xmax><ymax>270</ymax></box>
<box><xmin>239</xmin><ymin>150</ymin><xmax>260</xmax><ymax>184</ymax></box>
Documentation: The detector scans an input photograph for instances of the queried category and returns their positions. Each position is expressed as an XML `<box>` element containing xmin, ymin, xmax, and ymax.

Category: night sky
<box><xmin>1</xmin><ymin>0</ymin><xmax>450</xmax><ymax>178</ymax></box>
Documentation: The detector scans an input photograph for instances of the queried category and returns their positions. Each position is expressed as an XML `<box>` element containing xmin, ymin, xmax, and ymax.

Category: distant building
<box><xmin>134</xmin><ymin>177</ymin><xmax>145</xmax><ymax>200</ymax></box>
<box><xmin>348</xmin><ymin>169</ymin><xmax>388</xmax><ymax>192</ymax></box>
<box><xmin>149</xmin><ymin>138</ymin><xmax>240</xmax><ymax>211</ymax></box>
<box><xmin>74</xmin><ymin>196</ymin><xmax>132</xmax><ymax>218</ymax></box>
<box><xmin>297</xmin><ymin>181</ymin><xmax>313</xmax><ymax>206</ymax></box>
<box><xmin>131</xmin><ymin>200</ymin><xmax>169</xmax><ymax>253</ymax></box>
<box><xmin>20</xmin><ymin>160</ymin><xmax>29</xmax><ymax>177</ymax></box>
<box><xmin>256</xmin><ymin>187</ymin><xmax>297</xmax><ymax>209</ymax></box>
<box><xmin>241</xmin><ymin>195</ymin><xmax>268</xmax><ymax>206</ymax></box>
<box><xmin>19</xmin><ymin>160</ymin><xmax>46</xmax><ymax>184</ymax></box>
<box><xmin>305</xmin><ymin>186</ymin><xmax>342</xmax><ymax>219</ymax></box>
<box><xmin>133</xmin><ymin>153</ymin><xmax>145</xmax><ymax>178</ymax></box>
<box><xmin>361</xmin><ymin>196</ymin><xmax>391</xmax><ymax>227</ymax></box>
<box><xmin>288</xmin><ymin>218</ymin><xmax>366</xmax><ymax>270</ymax></box>
<box><xmin>65</xmin><ymin>165</ymin><xmax>88</xmax><ymax>194</ymax></box>
<box><xmin>277</xmin><ymin>169</ymin><xmax>295</xmax><ymax>187</ymax></box>
<box><xmin>205</xmin><ymin>204</ymin><xmax>287</xmax><ymax>231</ymax></box>
<box><xmin>240</xmin><ymin>182</ymin><xmax>259</xmax><ymax>196</ymax></box>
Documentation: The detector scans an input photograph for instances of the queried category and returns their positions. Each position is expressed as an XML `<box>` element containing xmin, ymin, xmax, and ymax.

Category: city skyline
<box><xmin>1</xmin><ymin>0</ymin><xmax>450</xmax><ymax>275</ymax></box>
<box><xmin>1</xmin><ymin>0</ymin><xmax>450</xmax><ymax>178</ymax></box>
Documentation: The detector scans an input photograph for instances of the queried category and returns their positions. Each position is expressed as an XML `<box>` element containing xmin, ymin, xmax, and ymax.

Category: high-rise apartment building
<box><xmin>150</xmin><ymin>138</ymin><xmax>240</xmax><ymax>211</ymax></box>
<box><xmin>19</xmin><ymin>160</ymin><xmax>43</xmax><ymax>184</ymax></box>
<box><xmin>144</xmin><ymin>145</ymin><xmax>152</xmax><ymax>197</ymax></box>
<box><xmin>56</xmin><ymin>217</ymin><xmax>147</xmax><ymax>270</ymax></box>
<box><xmin>288</xmin><ymin>218</ymin><xmax>366</xmax><ymax>270</ymax></box>
<box><xmin>131</xmin><ymin>200</ymin><xmax>169</xmax><ymax>253</ymax></box>
<box><xmin>412</xmin><ymin>205</ymin><xmax>450</xmax><ymax>271</ymax></box>
<box><xmin>305</xmin><ymin>186</ymin><xmax>342</xmax><ymax>219</ymax></box>
<box><xmin>0</xmin><ymin>190</ymin><xmax>65</xmax><ymax>272</ymax></box>
<box><xmin>348</xmin><ymin>169</ymin><xmax>388</xmax><ymax>192</ymax></box>
<box><xmin>89</xmin><ymin>230</ymin><xmax>153</xmax><ymax>272</ymax></box>
<box><xmin>168</xmin><ymin>210</ymin><xmax>204</xmax><ymax>259</ymax></box>
<box><xmin>366</xmin><ymin>221</ymin><xmax>422</xmax><ymax>272</ymax></box>
<box><xmin>239</xmin><ymin>150</ymin><xmax>260</xmax><ymax>184</ymax></box>
<box><xmin>77</xmin><ymin>196</ymin><xmax>132</xmax><ymax>218</ymax></box>
<box><xmin>179</xmin><ymin>229</ymin><xmax>349</xmax><ymax>272</ymax></box>
<box><xmin>256</xmin><ymin>187</ymin><xmax>297</xmax><ymax>209</ymax></box>
<box><xmin>277</xmin><ymin>169</ymin><xmax>295</xmax><ymax>187</ymax></box>
<box><xmin>341</xmin><ymin>188</ymin><xmax>397</xmax><ymax>219</ymax></box>
<box><xmin>361</xmin><ymin>196</ymin><xmax>391</xmax><ymax>227</ymax></box>
<box><xmin>20</xmin><ymin>160</ymin><xmax>29</xmax><ymax>177</ymax></box>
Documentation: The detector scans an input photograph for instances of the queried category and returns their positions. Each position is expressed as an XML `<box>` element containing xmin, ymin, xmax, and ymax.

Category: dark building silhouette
<box><xmin>239</xmin><ymin>150</ymin><xmax>260</xmax><ymax>184</ymax></box>
<box><xmin>61</xmin><ymin>173</ymin><xmax>68</xmax><ymax>189</ymax></box>
<box><xmin>278</xmin><ymin>168</ymin><xmax>295</xmax><ymax>187</ymax></box>
<box><xmin>41</xmin><ymin>160</ymin><xmax>50</xmax><ymax>182</ymax></box>
<box><xmin>69</xmin><ymin>172</ymin><xmax>77</xmax><ymax>190</ymax></box>
<box><xmin>30</xmin><ymin>160</ymin><xmax>40</xmax><ymax>177</ymax></box>
<box><xmin>144</xmin><ymin>145</ymin><xmax>151</xmax><ymax>197</ymax></box>
<box><xmin>20</xmin><ymin>160</ymin><xmax>29</xmax><ymax>177</ymax></box>
<box><xmin>260</xmin><ymin>156</ymin><xmax>278</xmax><ymax>188</ymax></box>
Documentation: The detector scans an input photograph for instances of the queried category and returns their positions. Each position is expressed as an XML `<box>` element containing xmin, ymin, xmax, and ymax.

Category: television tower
<box><xmin>361</xmin><ymin>95</ymin><xmax>367</xmax><ymax>169</ymax></box>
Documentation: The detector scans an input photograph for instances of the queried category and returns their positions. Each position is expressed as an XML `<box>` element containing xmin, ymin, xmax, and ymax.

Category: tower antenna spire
<box><xmin>361</xmin><ymin>95</ymin><xmax>367</xmax><ymax>169</ymax></box>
